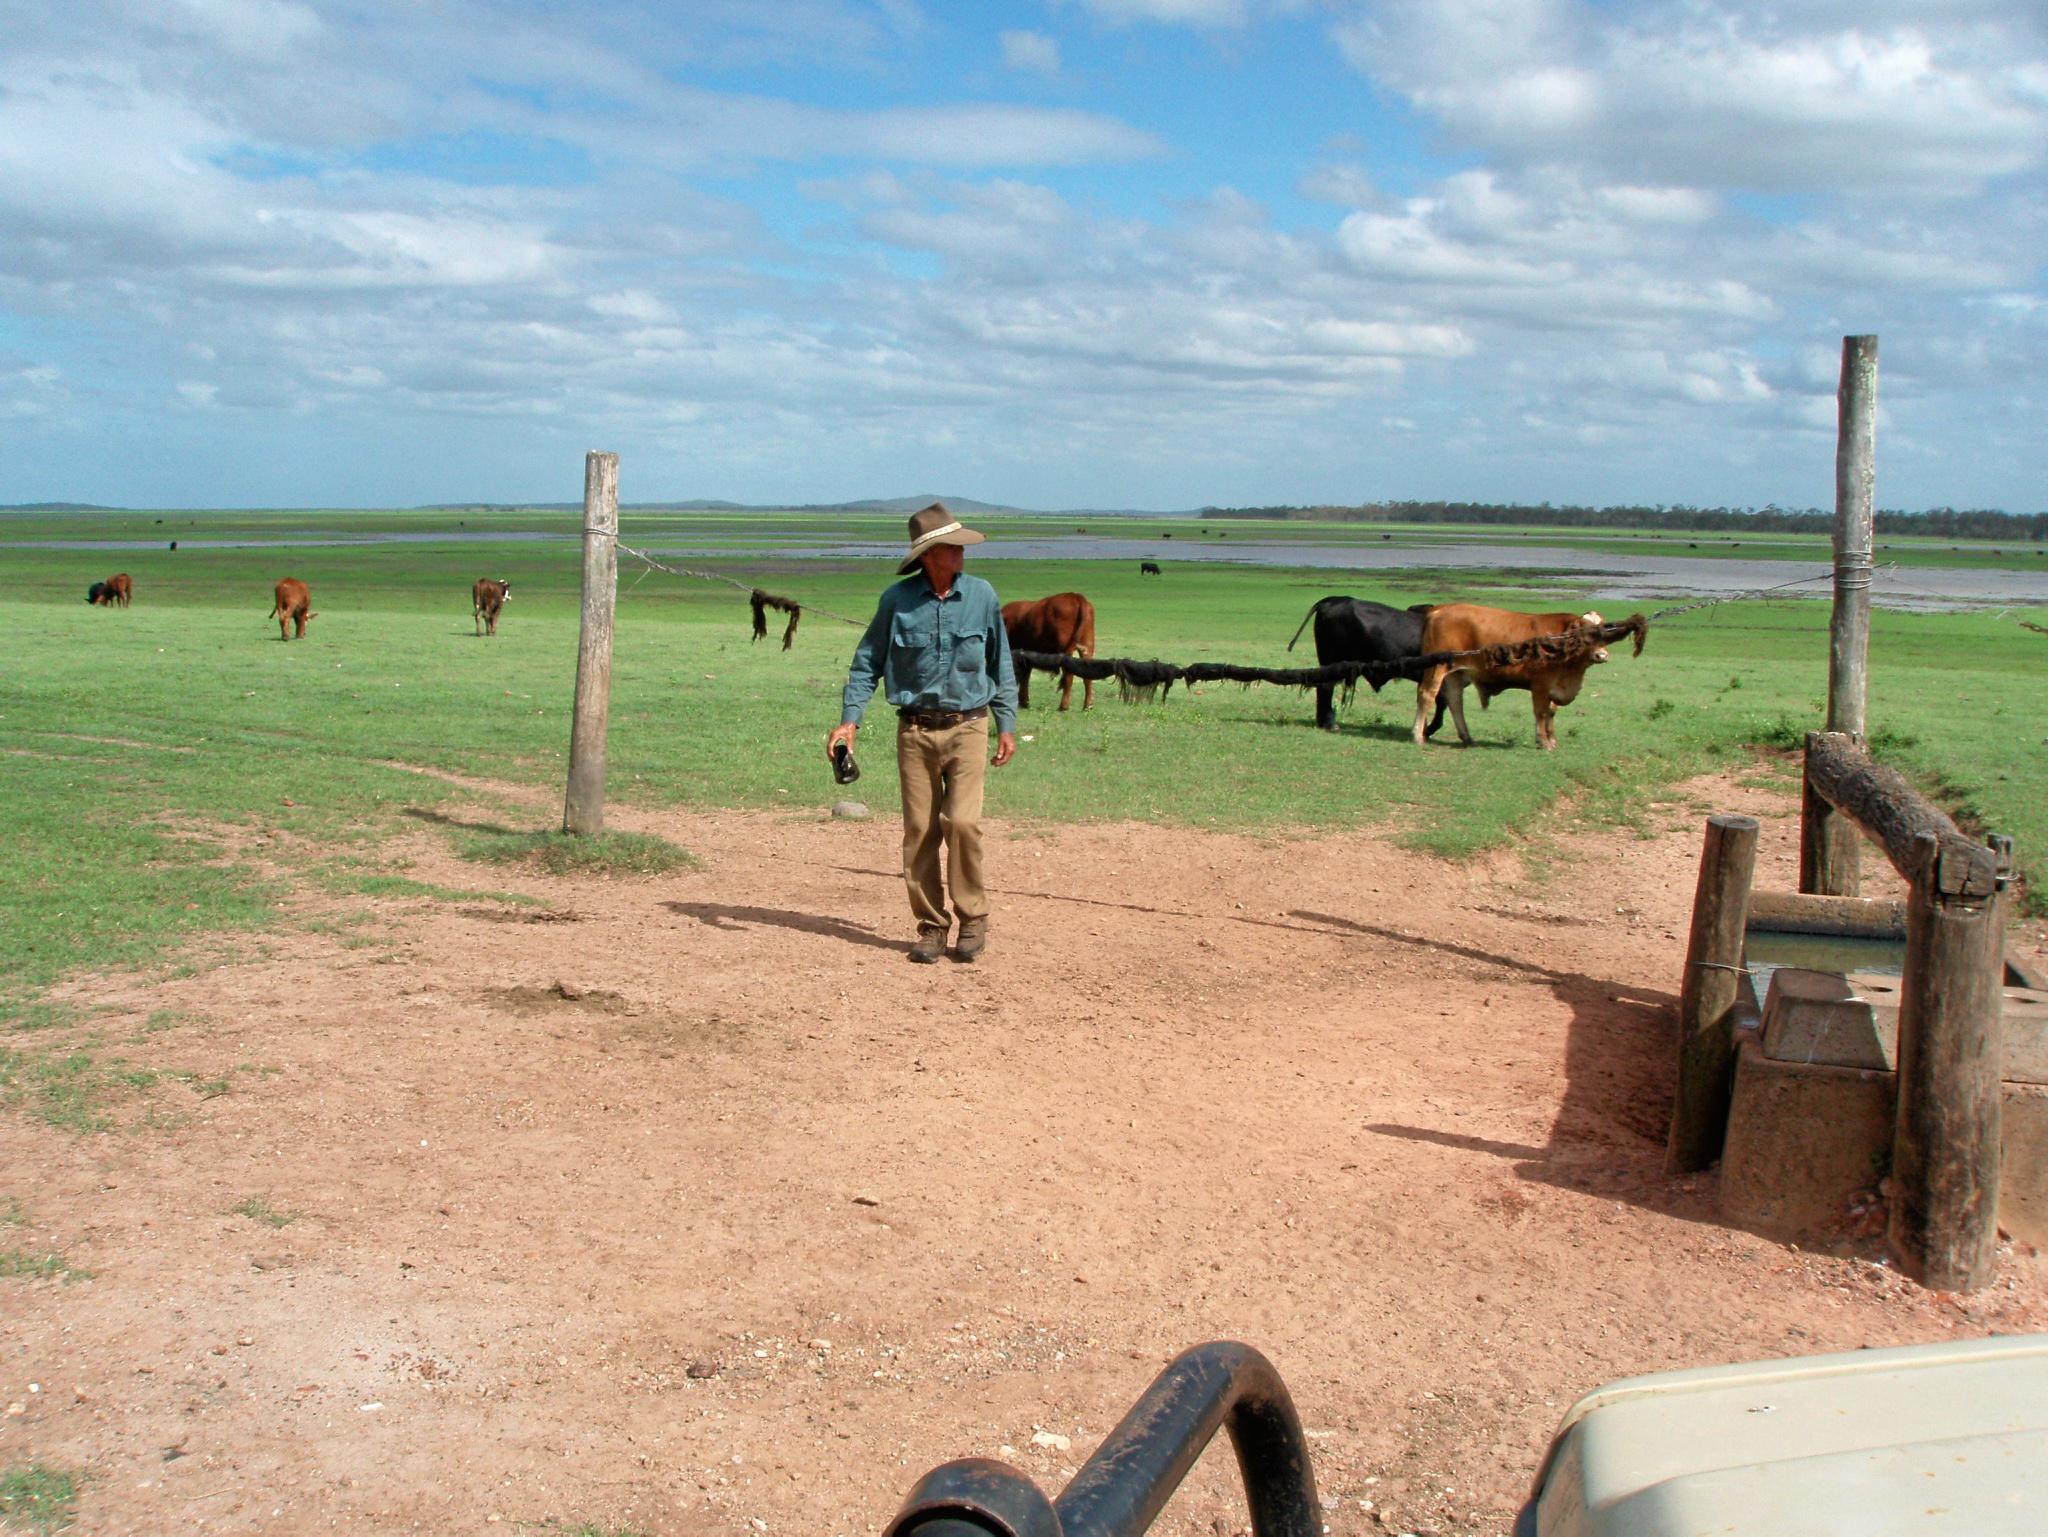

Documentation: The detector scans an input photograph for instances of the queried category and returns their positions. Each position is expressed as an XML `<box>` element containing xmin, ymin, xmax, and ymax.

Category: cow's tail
<box><xmin>1285</xmin><ymin>601</ymin><xmax>1325</xmax><ymax>653</ymax></box>
<box><xmin>267</xmin><ymin>601</ymin><xmax>279</xmax><ymax>619</ymax></box>
<box><xmin>1075</xmin><ymin>599</ymin><xmax>1096</xmax><ymax>660</ymax></box>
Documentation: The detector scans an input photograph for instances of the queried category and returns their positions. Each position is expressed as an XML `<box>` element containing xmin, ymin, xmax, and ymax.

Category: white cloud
<box><xmin>1077</xmin><ymin>0</ymin><xmax>1250</xmax><ymax>26</ymax></box>
<box><xmin>1596</xmin><ymin>185</ymin><xmax>1716</xmax><ymax>226</ymax></box>
<box><xmin>1001</xmin><ymin>30</ymin><xmax>1061</xmax><ymax>75</ymax></box>
<box><xmin>0</xmin><ymin>0</ymin><xmax>2040</xmax><ymax>510</ymax></box>
<box><xmin>1335</xmin><ymin>2</ymin><xmax>2048</xmax><ymax>195</ymax></box>
<box><xmin>153</xmin><ymin>0</ymin><xmax>323</xmax><ymax>61</ymax></box>
<box><xmin>0</xmin><ymin>361</ymin><xmax>65</xmax><ymax>419</ymax></box>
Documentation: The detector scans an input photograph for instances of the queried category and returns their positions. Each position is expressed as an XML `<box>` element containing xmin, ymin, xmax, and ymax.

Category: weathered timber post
<box><xmin>1889</xmin><ymin>831</ymin><xmax>2007</xmax><ymax>1291</ymax></box>
<box><xmin>563</xmin><ymin>451</ymin><xmax>619</xmax><ymax>837</ymax></box>
<box><xmin>1802</xmin><ymin>734</ymin><xmax>1861</xmax><ymax>896</ymax></box>
<box><xmin>1669</xmin><ymin>814</ymin><xmax>1760</xmax><ymax>1173</ymax></box>
<box><xmin>1805</xmin><ymin>335</ymin><xmax>1877</xmax><ymax>894</ymax></box>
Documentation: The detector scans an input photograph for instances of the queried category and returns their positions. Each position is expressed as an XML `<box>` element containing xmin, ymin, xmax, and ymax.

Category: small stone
<box><xmin>1030</xmin><ymin>1430</ymin><xmax>1071</xmax><ymax>1452</ymax></box>
<box><xmin>250</xmin><ymin>1254</ymin><xmax>288</xmax><ymax>1271</ymax></box>
<box><xmin>553</xmin><ymin>980</ymin><xmax>584</xmax><ymax>1000</ymax></box>
<box><xmin>832</xmin><ymin>801</ymin><xmax>871</xmax><ymax>820</ymax></box>
<box><xmin>4</xmin><ymin>1403</ymin><xmax>23</xmax><ymax>1417</ymax></box>
<box><xmin>851</xmin><ymin>1194</ymin><xmax>880</xmax><ymax>1206</ymax></box>
<box><xmin>685</xmin><ymin>1359</ymin><xmax>718</xmax><ymax>1379</ymax></box>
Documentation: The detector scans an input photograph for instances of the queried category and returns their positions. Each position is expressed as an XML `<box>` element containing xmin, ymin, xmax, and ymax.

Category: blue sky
<box><xmin>1</xmin><ymin>0</ymin><xmax>2043</xmax><ymax>511</ymax></box>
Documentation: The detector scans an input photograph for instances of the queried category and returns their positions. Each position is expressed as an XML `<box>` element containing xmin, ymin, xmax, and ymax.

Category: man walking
<box><xmin>828</xmin><ymin>503</ymin><xmax>1019</xmax><ymax>963</ymax></box>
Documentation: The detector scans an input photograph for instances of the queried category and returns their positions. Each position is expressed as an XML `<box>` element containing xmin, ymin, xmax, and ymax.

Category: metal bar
<box><xmin>886</xmin><ymin>1344</ymin><xmax>1321</xmax><ymax>1537</ymax></box>
<box><xmin>1054</xmin><ymin>1342</ymin><xmax>1320</xmax><ymax>1537</ymax></box>
<box><xmin>887</xmin><ymin>1459</ymin><xmax>1063</xmax><ymax>1537</ymax></box>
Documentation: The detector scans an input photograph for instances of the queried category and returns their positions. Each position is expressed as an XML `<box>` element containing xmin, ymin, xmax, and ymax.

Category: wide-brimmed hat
<box><xmin>898</xmin><ymin>501</ymin><xmax>986</xmax><ymax>574</ymax></box>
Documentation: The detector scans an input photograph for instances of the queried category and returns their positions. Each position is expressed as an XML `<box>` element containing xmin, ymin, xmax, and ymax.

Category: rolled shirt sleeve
<box><xmin>840</xmin><ymin>591</ymin><xmax>895</xmax><ymax>727</ymax></box>
<box><xmin>987</xmin><ymin>606</ymin><xmax>1018</xmax><ymax>735</ymax></box>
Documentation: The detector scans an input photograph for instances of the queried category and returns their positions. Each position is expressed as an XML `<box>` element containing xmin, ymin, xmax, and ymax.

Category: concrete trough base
<box><xmin>1720</xmin><ymin>1032</ymin><xmax>2048</xmax><ymax>1249</ymax></box>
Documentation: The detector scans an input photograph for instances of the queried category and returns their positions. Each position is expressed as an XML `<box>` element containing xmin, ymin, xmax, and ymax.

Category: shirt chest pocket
<box><xmin>949</xmin><ymin>627</ymin><xmax>988</xmax><ymax>685</ymax></box>
<box><xmin>890</xmin><ymin>614</ymin><xmax>941</xmax><ymax>691</ymax></box>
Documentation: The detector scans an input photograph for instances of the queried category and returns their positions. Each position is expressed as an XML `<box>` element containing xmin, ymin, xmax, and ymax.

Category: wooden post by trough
<box><xmin>1669</xmin><ymin>814</ymin><xmax>1760</xmax><ymax>1174</ymax></box>
<box><xmin>1803</xmin><ymin>731</ymin><xmax>2006</xmax><ymax>1290</ymax></box>
<box><xmin>1802</xmin><ymin>335</ymin><xmax>1877</xmax><ymax>896</ymax></box>
<box><xmin>563</xmin><ymin>450</ymin><xmax>619</xmax><ymax>837</ymax></box>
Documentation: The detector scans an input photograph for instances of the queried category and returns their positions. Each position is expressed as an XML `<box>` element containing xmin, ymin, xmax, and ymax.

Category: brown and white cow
<box><xmin>1001</xmin><ymin>592</ymin><xmax>1097</xmax><ymax>711</ymax></box>
<box><xmin>473</xmin><ymin>577</ymin><xmax>510</xmax><ymax>636</ymax></box>
<box><xmin>270</xmin><ymin>577</ymin><xmax>316</xmax><ymax>640</ymax></box>
<box><xmin>1413</xmin><ymin>604</ymin><xmax>1610</xmax><ymax>750</ymax></box>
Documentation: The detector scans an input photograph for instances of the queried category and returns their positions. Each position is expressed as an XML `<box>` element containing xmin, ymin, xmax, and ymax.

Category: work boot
<box><xmin>953</xmin><ymin>919</ymin><xmax>987</xmax><ymax>963</ymax></box>
<box><xmin>908</xmin><ymin>928</ymin><xmax>947</xmax><ymax>964</ymax></box>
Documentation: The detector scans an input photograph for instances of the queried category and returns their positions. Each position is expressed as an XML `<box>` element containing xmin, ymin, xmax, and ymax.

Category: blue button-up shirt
<box><xmin>841</xmin><ymin>571</ymin><xmax>1019</xmax><ymax>734</ymax></box>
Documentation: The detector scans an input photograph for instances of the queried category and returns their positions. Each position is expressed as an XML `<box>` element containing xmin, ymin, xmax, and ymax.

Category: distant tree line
<box><xmin>1200</xmin><ymin>501</ymin><xmax>2048</xmax><ymax>542</ymax></box>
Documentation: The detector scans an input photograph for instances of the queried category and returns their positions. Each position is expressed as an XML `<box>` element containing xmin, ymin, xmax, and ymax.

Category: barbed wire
<box><xmin>615</xmin><ymin>540</ymin><xmax>871</xmax><ymax>630</ymax></box>
<box><xmin>611</xmin><ymin>537</ymin><xmax>1895</xmax><ymax>676</ymax></box>
<box><xmin>1636</xmin><ymin>562</ymin><xmax>1894</xmax><ymax>622</ymax></box>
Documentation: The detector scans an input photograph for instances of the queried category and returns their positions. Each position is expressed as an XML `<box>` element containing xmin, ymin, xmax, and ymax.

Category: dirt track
<box><xmin>7</xmin><ymin>766</ymin><xmax>2046</xmax><ymax>1537</ymax></box>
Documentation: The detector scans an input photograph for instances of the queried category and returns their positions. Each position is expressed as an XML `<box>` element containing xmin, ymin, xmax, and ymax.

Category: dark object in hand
<box><xmin>832</xmin><ymin>742</ymin><xmax>861</xmax><ymax>785</ymax></box>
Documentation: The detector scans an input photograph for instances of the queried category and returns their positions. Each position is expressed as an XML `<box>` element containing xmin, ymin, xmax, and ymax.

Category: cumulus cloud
<box><xmin>1334</xmin><ymin>0</ymin><xmax>2048</xmax><ymax>195</ymax></box>
<box><xmin>1076</xmin><ymin>0</ymin><xmax>1251</xmax><ymax>26</ymax></box>
<box><xmin>0</xmin><ymin>0</ymin><xmax>2040</xmax><ymax>509</ymax></box>
<box><xmin>1001</xmin><ymin>29</ymin><xmax>1061</xmax><ymax>75</ymax></box>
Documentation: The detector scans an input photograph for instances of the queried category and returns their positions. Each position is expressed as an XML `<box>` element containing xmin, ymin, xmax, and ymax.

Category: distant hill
<box><xmin>0</xmin><ymin>502</ymin><xmax>124</xmax><ymax>512</ymax></box>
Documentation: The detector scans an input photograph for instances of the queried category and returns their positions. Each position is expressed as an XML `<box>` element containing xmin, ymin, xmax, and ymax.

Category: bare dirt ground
<box><xmin>6</xmin><ymin>763</ymin><xmax>2046</xmax><ymax>1537</ymax></box>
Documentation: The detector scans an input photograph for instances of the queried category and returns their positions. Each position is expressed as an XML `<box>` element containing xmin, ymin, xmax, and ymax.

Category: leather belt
<box><xmin>898</xmin><ymin>706</ymin><xmax>988</xmax><ymax>728</ymax></box>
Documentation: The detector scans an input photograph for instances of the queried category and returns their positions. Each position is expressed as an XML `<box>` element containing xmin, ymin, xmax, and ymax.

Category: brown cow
<box><xmin>269</xmin><ymin>578</ymin><xmax>316</xmax><ymax>640</ymax></box>
<box><xmin>472</xmin><ymin>577</ymin><xmax>511</xmax><ymax>636</ymax></box>
<box><xmin>1413</xmin><ymin>604</ymin><xmax>1610</xmax><ymax>750</ymax></box>
<box><xmin>1001</xmin><ymin>592</ymin><xmax>1097</xmax><ymax>711</ymax></box>
<box><xmin>107</xmin><ymin>572</ymin><xmax>133</xmax><ymax>607</ymax></box>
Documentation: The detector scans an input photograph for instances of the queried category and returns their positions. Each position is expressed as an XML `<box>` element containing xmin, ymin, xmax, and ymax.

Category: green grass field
<box><xmin>2</xmin><ymin>508</ymin><xmax>2044</xmax><ymax>1018</ymax></box>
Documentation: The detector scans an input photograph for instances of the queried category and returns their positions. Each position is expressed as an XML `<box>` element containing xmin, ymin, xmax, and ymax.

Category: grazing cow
<box><xmin>86</xmin><ymin>581</ymin><xmax>111</xmax><ymax>606</ymax></box>
<box><xmin>1002</xmin><ymin>592</ymin><xmax>1097</xmax><ymax>712</ymax></box>
<box><xmin>107</xmin><ymin>572</ymin><xmax>132</xmax><ymax>607</ymax></box>
<box><xmin>269</xmin><ymin>577</ymin><xmax>316</xmax><ymax>641</ymax></box>
<box><xmin>1413</xmin><ymin>604</ymin><xmax>1611</xmax><ymax>750</ymax></box>
<box><xmin>473</xmin><ymin>576</ymin><xmax>511</xmax><ymax>637</ymax></box>
<box><xmin>1287</xmin><ymin>596</ymin><xmax>1445</xmax><ymax>736</ymax></box>
<box><xmin>1140</xmin><ymin>561</ymin><xmax>1162</xmax><ymax>576</ymax></box>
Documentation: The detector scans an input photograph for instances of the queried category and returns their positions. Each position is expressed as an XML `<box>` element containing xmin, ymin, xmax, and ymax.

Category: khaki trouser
<box><xmin>896</xmin><ymin>715</ymin><xmax>989</xmax><ymax>935</ymax></box>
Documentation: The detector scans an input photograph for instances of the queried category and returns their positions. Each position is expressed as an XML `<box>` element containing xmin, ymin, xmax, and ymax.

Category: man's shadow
<box><xmin>664</xmin><ymin>901</ymin><xmax>907</xmax><ymax>954</ymax></box>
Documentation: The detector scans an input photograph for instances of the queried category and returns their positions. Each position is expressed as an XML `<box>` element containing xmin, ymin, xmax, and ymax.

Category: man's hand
<box><xmin>826</xmin><ymin>722</ymin><xmax>857</xmax><ymax>760</ymax></box>
<box><xmin>992</xmin><ymin>731</ymin><xmax>1017</xmax><ymax>767</ymax></box>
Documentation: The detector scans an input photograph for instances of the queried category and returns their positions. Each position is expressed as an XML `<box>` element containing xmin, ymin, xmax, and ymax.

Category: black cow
<box><xmin>86</xmin><ymin>581</ymin><xmax>111</xmax><ymax>606</ymax></box>
<box><xmin>1287</xmin><ymin>595</ymin><xmax>1446</xmax><ymax>736</ymax></box>
<box><xmin>1139</xmin><ymin>561</ymin><xmax>1162</xmax><ymax>576</ymax></box>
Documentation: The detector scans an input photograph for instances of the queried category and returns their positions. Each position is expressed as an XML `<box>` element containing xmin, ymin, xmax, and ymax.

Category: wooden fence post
<box><xmin>1669</xmin><ymin>814</ymin><xmax>1760</xmax><ymax>1173</ymax></box>
<box><xmin>1830</xmin><ymin>334</ymin><xmax>1877</xmax><ymax>737</ymax></box>
<box><xmin>1801</xmin><ymin>734</ymin><xmax>1860</xmax><ymax>896</ymax></box>
<box><xmin>563</xmin><ymin>451</ymin><xmax>619</xmax><ymax>837</ymax></box>
<box><xmin>1805</xmin><ymin>334</ymin><xmax>1877</xmax><ymax>895</ymax></box>
<box><xmin>1888</xmin><ymin>833</ymin><xmax>2006</xmax><ymax>1290</ymax></box>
